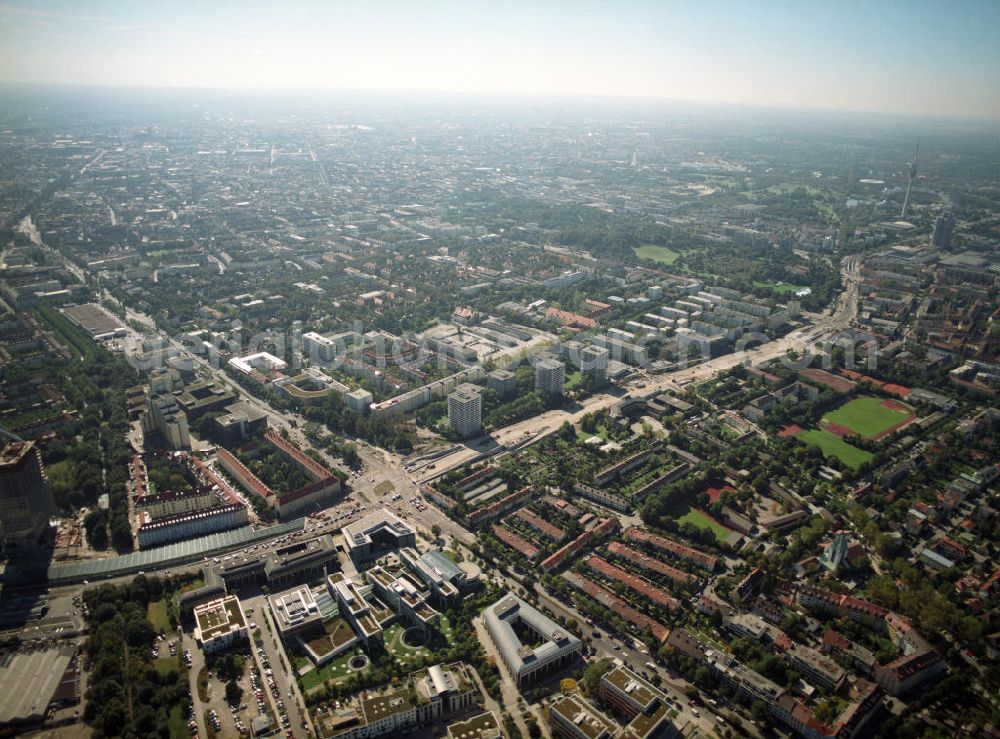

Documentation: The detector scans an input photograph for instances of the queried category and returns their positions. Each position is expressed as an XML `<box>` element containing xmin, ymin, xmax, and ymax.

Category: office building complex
<box><xmin>331</xmin><ymin>577</ymin><xmax>383</xmax><ymax>647</ymax></box>
<box><xmin>597</xmin><ymin>666</ymin><xmax>679</xmax><ymax>739</ymax></box>
<box><xmin>303</xmin><ymin>331</ymin><xmax>339</xmax><ymax>362</ymax></box>
<box><xmin>549</xmin><ymin>694</ymin><xmax>617</xmax><ymax>739</ymax></box>
<box><xmin>341</xmin><ymin>509</ymin><xmax>416</xmax><ymax>562</ymax></box>
<box><xmin>345</xmin><ymin>388</ymin><xmax>373</xmax><ymax>414</ymax></box>
<box><xmin>269</xmin><ymin>585</ymin><xmax>323</xmax><ymax>637</ymax></box>
<box><xmin>483</xmin><ymin>594</ymin><xmax>582</xmax><ymax>687</ymax></box>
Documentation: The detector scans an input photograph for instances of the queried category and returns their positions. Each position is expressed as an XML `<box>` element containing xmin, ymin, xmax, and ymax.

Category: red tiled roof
<box><xmin>606</xmin><ymin>541</ymin><xmax>698</xmax><ymax>586</ymax></box>
<box><xmin>491</xmin><ymin>524</ymin><xmax>539</xmax><ymax>559</ymax></box>
<box><xmin>624</xmin><ymin>527</ymin><xmax>718</xmax><ymax>570</ymax></box>
<box><xmin>586</xmin><ymin>555</ymin><xmax>679</xmax><ymax>611</ymax></box>
<box><xmin>514</xmin><ymin>507</ymin><xmax>566</xmax><ymax>542</ymax></box>
<box><xmin>564</xmin><ymin>572</ymin><xmax>669</xmax><ymax>642</ymax></box>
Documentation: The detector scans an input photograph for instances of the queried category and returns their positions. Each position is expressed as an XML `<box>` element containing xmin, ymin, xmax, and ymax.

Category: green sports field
<box><xmin>821</xmin><ymin>396</ymin><xmax>913</xmax><ymax>438</ymax></box>
<box><xmin>677</xmin><ymin>509</ymin><xmax>732</xmax><ymax>545</ymax></box>
<box><xmin>634</xmin><ymin>244</ymin><xmax>679</xmax><ymax>265</ymax></box>
<box><xmin>798</xmin><ymin>429</ymin><xmax>873</xmax><ymax>470</ymax></box>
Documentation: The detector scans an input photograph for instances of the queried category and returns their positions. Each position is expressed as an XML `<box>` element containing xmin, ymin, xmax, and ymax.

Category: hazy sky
<box><xmin>1</xmin><ymin>0</ymin><xmax>998</xmax><ymax>119</ymax></box>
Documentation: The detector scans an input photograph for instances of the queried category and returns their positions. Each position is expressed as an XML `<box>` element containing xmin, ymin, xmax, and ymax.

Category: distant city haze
<box><xmin>1</xmin><ymin>0</ymin><xmax>999</xmax><ymax>120</ymax></box>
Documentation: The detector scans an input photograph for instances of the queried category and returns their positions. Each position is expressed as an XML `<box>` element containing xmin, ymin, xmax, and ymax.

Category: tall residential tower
<box><xmin>900</xmin><ymin>139</ymin><xmax>919</xmax><ymax>220</ymax></box>
<box><xmin>0</xmin><ymin>441</ymin><xmax>56</xmax><ymax>553</ymax></box>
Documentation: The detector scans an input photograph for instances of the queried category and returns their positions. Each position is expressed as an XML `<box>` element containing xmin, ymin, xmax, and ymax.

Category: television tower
<box><xmin>900</xmin><ymin>138</ymin><xmax>919</xmax><ymax>219</ymax></box>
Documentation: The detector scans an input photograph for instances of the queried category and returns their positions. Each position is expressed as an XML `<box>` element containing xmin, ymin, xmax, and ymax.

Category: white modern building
<box><xmin>483</xmin><ymin>594</ymin><xmax>582</xmax><ymax>687</ymax></box>
<box><xmin>535</xmin><ymin>358</ymin><xmax>566</xmax><ymax>396</ymax></box>
<box><xmin>580</xmin><ymin>345</ymin><xmax>609</xmax><ymax>388</ymax></box>
<box><xmin>269</xmin><ymin>585</ymin><xmax>323</xmax><ymax>637</ymax></box>
<box><xmin>228</xmin><ymin>351</ymin><xmax>288</xmax><ymax>375</ymax></box>
<box><xmin>193</xmin><ymin>595</ymin><xmax>248</xmax><ymax>654</ymax></box>
<box><xmin>331</xmin><ymin>577</ymin><xmax>383</xmax><ymax>647</ymax></box>
<box><xmin>447</xmin><ymin>385</ymin><xmax>482</xmax><ymax>438</ymax></box>
<box><xmin>302</xmin><ymin>331</ymin><xmax>338</xmax><ymax>362</ymax></box>
<box><xmin>341</xmin><ymin>509</ymin><xmax>417</xmax><ymax>562</ymax></box>
<box><xmin>346</xmin><ymin>388</ymin><xmax>373</xmax><ymax>414</ymax></box>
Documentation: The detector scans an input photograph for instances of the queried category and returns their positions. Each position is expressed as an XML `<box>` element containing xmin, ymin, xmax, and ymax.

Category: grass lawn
<box><xmin>384</xmin><ymin>623</ymin><xmax>430</xmax><ymax>663</ymax></box>
<box><xmin>577</xmin><ymin>425</ymin><xmax>609</xmax><ymax>444</ymax></box>
<box><xmin>154</xmin><ymin>656</ymin><xmax>181</xmax><ymax>677</ymax></box>
<box><xmin>435</xmin><ymin>614</ymin><xmax>456</xmax><ymax>644</ymax></box>
<box><xmin>691</xmin><ymin>628</ymin><xmax>727</xmax><ymax>653</ymax></box>
<box><xmin>633</xmin><ymin>244</ymin><xmax>679</xmax><ymax>265</ymax></box>
<box><xmin>167</xmin><ymin>704</ymin><xmax>188</xmax><ymax>739</ymax></box>
<box><xmin>299</xmin><ymin>647</ymin><xmax>367</xmax><ymax>691</ymax></box>
<box><xmin>178</xmin><ymin>576</ymin><xmax>205</xmax><ymax>594</ymax></box>
<box><xmin>565</xmin><ymin>370</ymin><xmax>585</xmax><ymax>392</ymax></box>
<box><xmin>753</xmin><ymin>280</ymin><xmax>804</xmax><ymax>294</ymax></box>
<box><xmin>798</xmin><ymin>429</ymin><xmax>873</xmax><ymax>471</ymax></box>
<box><xmin>148</xmin><ymin>599</ymin><xmax>171</xmax><ymax>633</ymax></box>
<box><xmin>822</xmin><ymin>396</ymin><xmax>912</xmax><ymax>438</ymax></box>
<box><xmin>374</xmin><ymin>480</ymin><xmax>395</xmax><ymax>495</ymax></box>
<box><xmin>676</xmin><ymin>509</ymin><xmax>731</xmax><ymax>545</ymax></box>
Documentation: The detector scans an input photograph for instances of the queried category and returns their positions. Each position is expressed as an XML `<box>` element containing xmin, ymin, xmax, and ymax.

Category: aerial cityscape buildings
<box><xmin>0</xmin><ymin>75</ymin><xmax>996</xmax><ymax>739</ymax></box>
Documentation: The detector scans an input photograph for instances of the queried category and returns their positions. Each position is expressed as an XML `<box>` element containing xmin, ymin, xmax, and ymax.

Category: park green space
<box><xmin>565</xmin><ymin>370</ymin><xmax>585</xmax><ymax>392</ymax></box>
<box><xmin>753</xmin><ymin>280</ymin><xmax>804</xmax><ymax>294</ymax></box>
<box><xmin>577</xmin><ymin>425</ymin><xmax>609</xmax><ymax>444</ymax></box>
<box><xmin>633</xmin><ymin>244</ymin><xmax>679</xmax><ymax>265</ymax></box>
<box><xmin>384</xmin><ymin>623</ymin><xmax>429</xmax><ymax>664</ymax></box>
<box><xmin>147</xmin><ymin>598</ymin><xmax>171</xmax><ymax>633</ymax></box>
<box><xmin>299</xmin><ymin>646</ymin><xmax>367</xmax><ymax>691</ymax></box>
<box><xmin>676</xmin><ymin>509</ymin><xmax>731</xmax><ymax>545</ymax></box>
<box><xmin>154</xmin><ymin>656</ymin><xmax>180</xmax><ymax>677</ymax></box>
<box><xmin>798</xmin><ymin>429</ymin><xmax>873</xmax><ymax>470</ymax></box>
<box><xmin>822</xmin><ymin>396</ymin><xmax>912</xmax><ymax>438</ymax></box>
<box><xmin>167</xmin><ymin>704</ymin><xmax>187</xmax><ymax>739</ymax></box>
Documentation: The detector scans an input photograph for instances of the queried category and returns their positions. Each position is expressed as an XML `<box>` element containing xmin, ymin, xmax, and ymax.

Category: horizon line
<box><xmin>1</xmin><ymin>80</ymin><xmax>998</xmax><ymax>126</ymax></box>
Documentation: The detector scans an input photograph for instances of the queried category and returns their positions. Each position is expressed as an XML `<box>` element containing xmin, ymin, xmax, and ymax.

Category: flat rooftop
<box><xmin>341</xmin><ymin>508</ymin><xmax>415</xmax><ymax>550</ymax></box>
<box><xmin>361</xmin><ymin>687</ymin><xmax>418</xmax><ymax>724</ymax></box>
<box><xmin>0</xmin><ymin>648</ymin><xmax>75</xmax><ymax>725</ymax></box>
<box><xmin>446</xmin><ymin>711</ymin><xmax>501</xmax><ymax>739</ymax></box>
<box><xmin>195</xmin><ymin>595</ymin><xmax>245</xmax><ymax>640</ymax></box>
<box><xmin>0</xmin><ymin>440</ymin><xmax>35</xmax><ymax>467</ymax></box>
<box><xmin>484</xmin><ymin>593</ymin><xmax>581</xmax><ymax>676</ymax></box>
<box><xmin>61</xmin><ymin>303</ymin><xmax>126</xmax><ymax>337</ymax></box>
<box><xmin>550</xmin><ymin>695</ymin><xmax>617</xmax><ymax>739</ymax></box>
<box><xmin>603</xmin><ymin>666</ymin><xmax>658</xmax><ymax>709</ymax></box>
